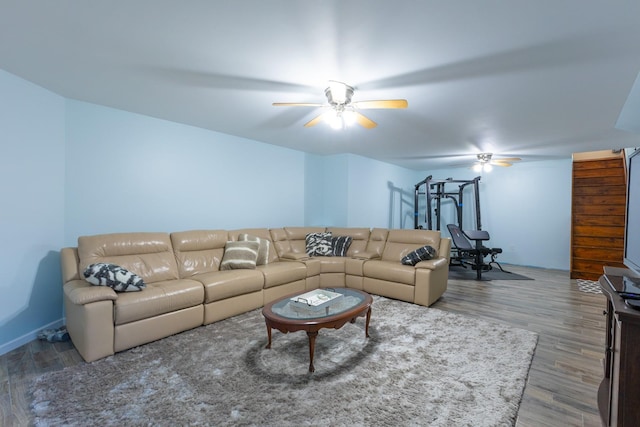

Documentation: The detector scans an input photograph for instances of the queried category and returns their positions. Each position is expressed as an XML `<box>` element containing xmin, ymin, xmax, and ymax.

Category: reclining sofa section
<box><xmin>60</xmin><ymin>227</ymin><xmax>451</xmax><ymax>362</ymax></box>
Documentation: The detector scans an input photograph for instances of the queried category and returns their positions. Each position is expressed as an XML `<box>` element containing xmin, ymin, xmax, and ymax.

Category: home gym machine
<box><xmin>413</xmin><ymin>176</ymin><xmax>482</xmax><ymax>231</ymax></box>
<box><xmin>413</xmin><ymin>176</ymin><xmax>505</xmax><ymax>280</ymax></box>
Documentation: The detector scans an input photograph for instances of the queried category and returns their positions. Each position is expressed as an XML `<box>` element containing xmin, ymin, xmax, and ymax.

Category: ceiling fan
<box><xmin>272</xmin><ymin>80</ymin><xmax>408</xmax><ymax>129</ymax></box>
<box><xmin>471</xmin><ymin>153</ymin><xmax>521</xmax><ymax>171</ymax></box>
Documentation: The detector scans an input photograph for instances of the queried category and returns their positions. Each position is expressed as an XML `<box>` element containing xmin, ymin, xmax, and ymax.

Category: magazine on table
<box><xmin>290</xmin><ymin>289</ymin><xmax>343</xmax><ymax>308</ymax></box>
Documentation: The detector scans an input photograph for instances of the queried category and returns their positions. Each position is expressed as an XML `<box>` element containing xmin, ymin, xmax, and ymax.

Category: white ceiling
<box><xmin>2</xmin><ymin>1</ymin><xmax>640</xmax><ymax>170</ymax></box>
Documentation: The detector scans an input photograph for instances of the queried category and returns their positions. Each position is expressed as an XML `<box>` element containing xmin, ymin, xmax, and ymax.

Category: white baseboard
<box><xmin>0</xmin><ymin>317</ymin><xmax>65</xmax><ymax>356</ymax></box>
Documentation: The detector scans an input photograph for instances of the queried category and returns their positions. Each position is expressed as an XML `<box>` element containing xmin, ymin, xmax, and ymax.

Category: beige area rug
<box><xmin>31</xmin><ymin>297</ymin><xmax>537</xmax><ymax>426</ymax></box>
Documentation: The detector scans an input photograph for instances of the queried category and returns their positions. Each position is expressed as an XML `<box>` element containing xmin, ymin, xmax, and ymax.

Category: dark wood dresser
<box><xmin>598</xmin><ymin>274</ymin><xmax>640</xmax><ymax>426</ymax></box>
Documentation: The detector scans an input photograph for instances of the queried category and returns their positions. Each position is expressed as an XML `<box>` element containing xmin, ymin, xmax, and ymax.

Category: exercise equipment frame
<box><xmin>414</xmin><ymin>175</ymin><xmax>506</xmax><ymax>280</ymax></box>
<box><xmin>413</xmin><ymin>175</ymin><xmax>482</xmax><ymax>231</ymax></box>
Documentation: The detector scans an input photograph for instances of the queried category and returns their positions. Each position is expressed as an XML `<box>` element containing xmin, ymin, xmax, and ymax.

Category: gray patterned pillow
<box><xmin>238</xmin><ymin>233</ymin><xmax>270</xmax><ymax>265</ymax></box>
<box><xmin>331</xmin><ymin>236</ymin><xmax>353</xmax><ymax>257</ymax></box>
<box><xmin>220</xmin><ymin>241</ymin><xmax>260</xmax><ymax>270</ymax></box>
<box><xmin>305</xmin><ymin>232</ymin><xmax>333</xmax><ymax>256</ymax></box>
<box><xmin>401</xmin><ymin>245</ymin><xmax>437</xmax><ymax>266</ymax></box>
<box><xmin>83</xmin><ymin>263</ymin><xmax>146</xmax><ymax>292</ymax></box>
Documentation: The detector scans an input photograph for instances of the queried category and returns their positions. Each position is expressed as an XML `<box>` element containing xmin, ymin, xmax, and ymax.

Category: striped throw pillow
<box><xmin>220</xmin><ymin>241</ymin><xmax>260</xmax><ymax>270</ymax></box>
<box><xmin>331</xmin><ymin>236</ymin><xmax>353</xmax><ymax>257</ymax></box>
<box><xmin>238</xmin><ymin>233</ymin><xmax>270</xmax><ymax>265</ymax></box>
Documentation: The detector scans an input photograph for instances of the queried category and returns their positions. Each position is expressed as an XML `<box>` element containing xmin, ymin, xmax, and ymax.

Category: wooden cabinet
<box><xmin>599</xmin><ymin>275</ymin><xmax>640</xmax><ymax>426</ymax></box>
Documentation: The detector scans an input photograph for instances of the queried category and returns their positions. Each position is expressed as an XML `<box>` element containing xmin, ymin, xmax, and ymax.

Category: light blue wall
<box><xmin>64</xmin><ymin>100</ymin><xmax>306</xmax><ymax>243</ymax></box>
<box><xmin>305</xmin><ymin>153</ymin><xmax>422</xmax><ymax>228</ymax></box>
<box><xmin>484</xmin><ymin>160</ymin><xmax>572</xmax><ymax>269</ymax></box>
<box><xmin>304</xmin><ymin>153</ymin><xmax>325</xmax><ymax>226</ymax></box>
<box><xmin>346</xmin><ymin>155</ymin><xmax>423</xmax><ymax>229</ymax></box>
<box><xmin>0</xmin><ymin>70</ymin><xmax>66</xmax><ymax>352</ymax></box>
<box><xmin>417</xmin><ymin>159</ymin><xmax>572</xmax><ymax>269</ymax></box>
<box><xmin>304</xmin><ymin>153</ymin><xmax>348</xmax><ymax>226</ymax></box>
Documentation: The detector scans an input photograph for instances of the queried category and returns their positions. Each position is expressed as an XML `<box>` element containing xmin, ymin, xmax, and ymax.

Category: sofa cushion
<box><xmin>113</xmin><ymin>279</ymin><xmax>204</xmax><ymax>325</ymax></box>
<box><xmin>331</xmin><ymin>235</ymin><xmax>352</xmax><ymax>257</ymax></box>
<box><xmin>326</xmin><ymin>227</ymin><xmax>370</xmax><ymax>256</ymax></box>
<box><xmin>220</xmin><ymin>241</ymin><xmax>260</xmax><ymax>270</ymax></box>
<box><xmin>317</xmin><ymin>257</ymin><xmax>347</xmax><ymax>274</ymax></box>
<box><xmin>170</xmin><ymin>230</ymin><xmax>228</xmax><ymax>278</ymax></box>
<box><xmin>238</xmin><ymin>233</ymin><xmax>270</xmax><ymax>265</ymax></box>
<box><xmin>78</xmin><ymin>232</ymin><xmax>179</xmax><ymax>284</ymax></box>
<box><xmin>382</xmin><ymin>229</ymin><xmax>441</xmax><ymax>262</ymax></box>
<box><xmin>259</xmin><ymin>262</ymin><xmax>307</xmax><ymax>288</ymax></box>
<box><xmin>192</xmin><ymin>270</ymin><xmax>264</xmax><ymax>303</ymax></box>
<box><xmin>83</xmin><ymin>263</ymin><xmax>146</xmax><ymax>292</ymax></box>
<box><xmin>279</xmin><ymin>227</ymin><xmax>326</xmax><ymax>256</ymax></box>
<box><xmin>268</xmin><ymin>228</ymin><xmax>292</xmax><ymax>259</ymax></box>
<box><xmin>365</xmin><ymin>228</ymin><xmax>389</xmax><ymax>258</ymax></box>
<box><xmin>364</xmin><ymin>260</ymin><xmax>416</xmax><ymax>285</ymax></box>
<box><xmin>306</xmin><ymin>232</ymin><xmax>333</xmax><ymax>256</ymax></box>
<box><xmin>401</xmin><ymin>245</ymin><xmax>437</xmax><ymax>266</ymax></box>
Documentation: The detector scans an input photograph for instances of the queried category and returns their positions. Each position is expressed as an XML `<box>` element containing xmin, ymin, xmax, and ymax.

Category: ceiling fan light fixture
<box><xmin>477</xmin><ymin>153</ymin><xmax>493</xmax><ymax>162</ymax></box>
<box><xmin>326</xmin><ymin>111</ymin><xmax>344</xmax><ymax>130</ymax></box>
<box><xmin>473</xmin><ymin>153</ymin><xmax>495</xmax><ymax>172</ymax></box>
<box><xmin>342</xmin><ymin>110</ymin><xmax>357</xmax><ymax>126</ymax></box>
<box><xmin>472</xmin><ymin>152</ymin><xmax>494</xmax><ymax>172</ymax></box>
<box><xmin>323</xmin><ymin>102</ymin><xmax>357</xmax><ymax>130</ymax></box>
<box><xmin>326</xmin><ymin>80</ymin><xmax>353</xmax><ymax>105</ymax></box>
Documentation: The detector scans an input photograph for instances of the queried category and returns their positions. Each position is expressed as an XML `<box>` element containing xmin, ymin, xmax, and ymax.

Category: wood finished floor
<box><xmin>0</xmin><ymin>265</ymin><xmax>606</xmax><ymax>426</ymax></box>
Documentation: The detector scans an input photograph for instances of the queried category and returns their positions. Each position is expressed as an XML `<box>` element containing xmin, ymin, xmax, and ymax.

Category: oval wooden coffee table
<box><xmin>262</xmin><ymin>288</ymin><xmax>373</xmax><ymax>372</ymax></box>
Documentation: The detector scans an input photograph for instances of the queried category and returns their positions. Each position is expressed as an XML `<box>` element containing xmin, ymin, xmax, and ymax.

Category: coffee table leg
<box><xmin>365</xmin><ymin>307</ymin><xmax>371</xmax><ymax>338</ymax></box>
<box><xmin>265</xmin><ymin>323</ymin><xmax>272</xmax><ymax>349</ymax></box>
<box><xmin>307</xmin><ymin>331</ymin><xmax>318</xmax><ymax>372</ymax></box>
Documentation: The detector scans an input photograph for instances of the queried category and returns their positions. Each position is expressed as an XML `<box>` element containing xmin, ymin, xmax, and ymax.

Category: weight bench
<box><xmin>446</xmin><ymin>223</ymin><xmax>507</xmax><ymax>280</ymax></box>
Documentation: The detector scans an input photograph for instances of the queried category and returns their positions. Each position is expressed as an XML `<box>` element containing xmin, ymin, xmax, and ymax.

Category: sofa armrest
<box><xmin>279</xmin><ymin>251</ymin><xmax>310</xmax><ymax>261</ymax></box>
<box><xmin>438</xmin><ymin>238</ymin><xmax>451</xmax><ymax>263</ymax></box>
<box><xmin>64</xmin><ymin>280</ymin><xmax>117</xmax><ymax>305</ymax></box>
<box><xmin>414</xmin><ymin>257</ymin><xmax>448</xmax><ymax>271</ymax></box>
<box><xmin>352</xmin><ymin>251</ymin><xmax>381</xmax><ymax>260</ymax></box>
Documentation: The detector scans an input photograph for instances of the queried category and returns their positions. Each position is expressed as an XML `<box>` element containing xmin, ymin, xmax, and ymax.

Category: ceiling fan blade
<box><xmin>304</xmin><ymin>114</ymin><xmax>325</xmax><ymax>127</ymax></box>
<box><xmin>491</xmin><ymin>161</ymin><xmax>513</xmax><ymax>167</ymax></box>
<box><xmin>494</xmin><ymin>157</ymin><xmax>521</xmax><ymax>162</ymax></box>
<box><xmin>273</xmin><ymin>102</ymin><xmax>324</xmax><ymax>107</ymax></box>
<box><xmin>355</xmin><ymin>112</ymin><xmax>377</xmax><ymax>129</ymax></box>
<box><xmin>352</xmin><ymin>99</ymin><xmax>408</xmax><ymax>109</ymax></box>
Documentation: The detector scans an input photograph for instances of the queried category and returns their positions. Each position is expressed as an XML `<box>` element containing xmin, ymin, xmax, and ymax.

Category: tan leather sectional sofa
<box><xmin>60</xmin><ymin>227</ymin><xmax>451</xmax><ymax>362</ymax></box>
